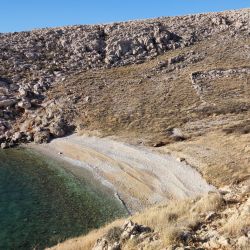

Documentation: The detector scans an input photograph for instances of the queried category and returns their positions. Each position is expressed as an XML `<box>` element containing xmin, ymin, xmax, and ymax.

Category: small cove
<box><xmin>0</xmin><ymin>148</ymin><xmax>127</xmax><ymax>250</ymax></box>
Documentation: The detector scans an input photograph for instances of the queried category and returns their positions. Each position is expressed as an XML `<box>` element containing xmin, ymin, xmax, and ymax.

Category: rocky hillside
<box><xmin>0</xmin><ymin>8</ymin><xmax>250</xmax><ymax>147</ymax></box>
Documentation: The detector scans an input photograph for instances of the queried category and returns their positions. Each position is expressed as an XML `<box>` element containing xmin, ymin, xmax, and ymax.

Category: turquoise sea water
<box><xmin>0</xmin><ymin>148</ymin><xmax>126</xmax><ymax>250</ymax></box>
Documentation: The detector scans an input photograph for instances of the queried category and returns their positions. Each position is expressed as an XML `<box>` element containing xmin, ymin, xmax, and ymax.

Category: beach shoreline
<box><xmin>26</xmin><ymin>133</ymin><xmax>215</xmax><ymax>213</ymax></box>
<box><xmin>25</xmin><ymin>141</ymin><xmax>128</xmax><ymax>209</ymax></box>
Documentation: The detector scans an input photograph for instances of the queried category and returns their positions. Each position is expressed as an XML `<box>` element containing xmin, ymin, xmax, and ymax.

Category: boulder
<box><xmin>0</xmin><ymin>98</ymin><xmax>17</xmax><ymax>108</ymax></box>
<box><xmin>17</xmin><ymin>99</ymin><xmax>32</xmax><ymax>109</ymax></box>
<box><xmin>120</xmin><ymin>220</ymin><xmax>152</xmax><ymax>240</ymax></box>
<box><xmin>0</xmin><ymin>87</ymin><xmax>9</xmax><ymax>95</ymax></box>
<box><xmin>237</xmin><ymin>235</ymin><xmax>250</xmax><ymax>248</ymax></box>
<box><xmin>171</xmin><ymin>128</ymin><xmax>186</xmax><ymax>141</ymax></box>
<box><xmin>49</xmin><ymin>119</ymin><xmax>66</xmax><ymax>137</ymax></box>
<box><xmin>168</xmin><ymin>55</ymin><xmax>185</xmax><ymax>65</ymax></box>
<box><xmin>18</xmin><ymin>87</ymin><xmax>27</xmax><ymax>97</ymax></box>
<box><xmin>34</xmin><ymin>130</ymin><xmax>50</xmax><ymax>144</ymax></box>
<box><xmin>1</xmin><ymin>142</ymin><xmax>8</xmax><ymax>149</ymax></box>
<box><xmin>155</xmin><ymin>60</ymin><xmax>168</xmax><ymax>70</ymax></box>
<box><xmin>9</xmin><ymin>84</ymin><xmax>19</xmax><ymax>91</ymax></box>
<box><xmin>0</xmin><ymin>81</ymin><xmax>8</xmax><ymax>88</ymax></box>
<box><xmin>49</xmin><ymin>124</ymin><xmax>65</xmax><ymax>137</ymax></box>
<box><xmin>25</xmin><ymin>132</ymin><xmax>33</xmax><ymax>141</ymax></box>
<box><xmin>205</xmin><ymin>211</ymin><xmax>217</xmax><ymax>221</ymax></box>
<box><xmin>12</xmin><ymin>132</ymin><xmax>22</xmax><ymax>141</ymax></box>
<box><xmin>85</xmin><ymin>96</ymin><xmax>91</xmax><ymax>103</ymax></box>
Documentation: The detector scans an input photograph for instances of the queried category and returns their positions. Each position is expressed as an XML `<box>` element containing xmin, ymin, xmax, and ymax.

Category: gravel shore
<box><xmin>29</xmin><ymin>134</ymin><xmax>214</xmax><ymax>213</ymax></box>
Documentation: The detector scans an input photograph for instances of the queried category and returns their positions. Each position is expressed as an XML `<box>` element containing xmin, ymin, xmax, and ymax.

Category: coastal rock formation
<box><xmin>92</xmin><ymin>220</ymin><xmax>156</xmax><ymax>250</ymax></box>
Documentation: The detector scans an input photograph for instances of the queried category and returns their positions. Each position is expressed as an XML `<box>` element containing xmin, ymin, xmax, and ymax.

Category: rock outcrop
<box><xmin>92</xmin><ymin>220</ymin><xmax>157</xmax><ymax>250</ymax></box>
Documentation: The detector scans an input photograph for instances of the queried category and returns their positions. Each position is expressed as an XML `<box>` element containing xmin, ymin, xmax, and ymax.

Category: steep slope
<box><xmin>17</xmin><ymin>30</ymin><xmax>250</xmax><ymax>146</ymax></box>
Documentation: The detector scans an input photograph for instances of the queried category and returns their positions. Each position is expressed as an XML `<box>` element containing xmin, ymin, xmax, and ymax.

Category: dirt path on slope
<box><xmin>33</xmin><ymin>134</ymin><xmax>214</xmax><ymax>212</ymax></box>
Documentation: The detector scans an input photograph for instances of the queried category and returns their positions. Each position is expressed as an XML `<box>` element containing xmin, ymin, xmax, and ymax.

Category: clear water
<box><xmin>0</xmin><ymin>148</ymin><xmax>126</xmax><ymax>250</ymax></box>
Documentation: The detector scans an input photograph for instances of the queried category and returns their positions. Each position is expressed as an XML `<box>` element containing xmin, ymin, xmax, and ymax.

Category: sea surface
<box><xmin>0</xmin><ymin>148</ymin><xmax>126</xmax><ymax>250</ymax></box>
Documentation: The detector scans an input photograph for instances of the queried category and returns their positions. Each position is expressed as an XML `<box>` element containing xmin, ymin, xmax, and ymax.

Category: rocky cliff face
<box><xmin>0</xmin><ymin>8</ymin><xmax>249</xmax><ymax>147</ymax></box>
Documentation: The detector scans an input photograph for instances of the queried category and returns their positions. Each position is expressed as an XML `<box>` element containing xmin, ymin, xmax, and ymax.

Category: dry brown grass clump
<box><xmin>47</xmin><ymin>219</ymin><xmax>125</xmax><ymax>250</ymax></box>
<box><xmin>222</xmin><ymin>212</ymin><xmax>250</xmax><ymax>237</ymax></box>
<box><xmin>132</xmin><ymin>192</ymin><xmax>224</xmax><ymax>246</ymax></box>
<box><xmin>223</xmin><ymin>120</ymin><xmax>250</xmax><ymax>135</ymax></box>
<box><xmin>163</xmin><ymin>131</ymin><xmax>250</xmax><ymax>187</ymax></box>
<box><xmin>222</xmin><ymin>190</ymin><xmax>250</xmax><ymax>238</ymax></box>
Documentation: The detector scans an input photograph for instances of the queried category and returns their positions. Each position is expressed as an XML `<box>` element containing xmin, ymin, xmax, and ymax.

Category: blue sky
<box><xmin>1</xmin><ymin>0</ymin><xmax>249</xmax><ymax>32</ymax></box>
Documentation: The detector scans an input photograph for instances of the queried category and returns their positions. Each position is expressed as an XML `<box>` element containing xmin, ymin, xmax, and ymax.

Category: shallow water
<box><xmin>0</xmin><ymin>148</ymin><xmax>126</xmax><ymax>250</ymax></box>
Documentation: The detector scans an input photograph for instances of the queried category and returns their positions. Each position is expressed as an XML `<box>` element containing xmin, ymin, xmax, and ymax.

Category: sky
<box><xmin>1</xmin><ymin>0</ymin><xmax>249</xmax><ymax>33</ymax></box>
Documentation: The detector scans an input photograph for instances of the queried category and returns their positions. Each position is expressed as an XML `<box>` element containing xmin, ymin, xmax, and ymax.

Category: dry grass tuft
<box><xmin>223</xmin><ymin>216</ymin><xmax>250</xmax><ymax>237</ymax></box>
<box><xmin>191</xmin><ymin>191</ymin><xmax>225</xmax><ymax>213</ymax></box>
<box><xmin>131</xmin><ymin>192</ymin><xmax>223</xmax><ymax>246</ymax></box>
<box><xmin>223</xmin><ymin>120</ymin><xmax>250</xmax><ymax>135</ymax></box>
<box><xmin>105</xmin><ymin>226</ymin><xmax>123</xmax><ymax>243</ymax></box>
<box><xmin>222</xmin><ymin>198</ymin><xmax>250</xmax><ymax>237</ymax></box>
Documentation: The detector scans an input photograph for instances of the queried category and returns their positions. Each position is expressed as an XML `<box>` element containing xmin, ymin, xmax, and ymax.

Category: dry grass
<box><xmin>222</xmin><ymin>187</ymin><xmax>250</xmax><ymax>238</ymax></box>
<box><xmin>131</xmin><ymin>192</ymin><xmax>224</xmax><ymax>246</ymax></box>
<box><xmin>123</xmin><ymin>240</ymin><xmax>162</xmax><ymax>250</ymax></box>
<box><xmin>48</xmin><ymin>192</ymin><xmax>224</xmax><ymax>250</ymax></box>
<box><xmin>222</xmin><ymin>213</ymin><xmax>250</xmax><ymax>237</ymax></box>
<box><xmin>47</xmin><ymin>219</ymin><xmax>125</xmax><ymax>250</ymax></box>
<box><xmin>162</xmin><ymin>131</ymin><xmax>250</xmax><ymax>187</ymax></box>
<box><xmin>223</xmin><ymin>120</ymin><xmax>250</xmax><ymax>135</ymax></box>
<box><xmin>45</xmin><ymin>32</ymin><xmax>250</xmax><ymax>146</ymax></box>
